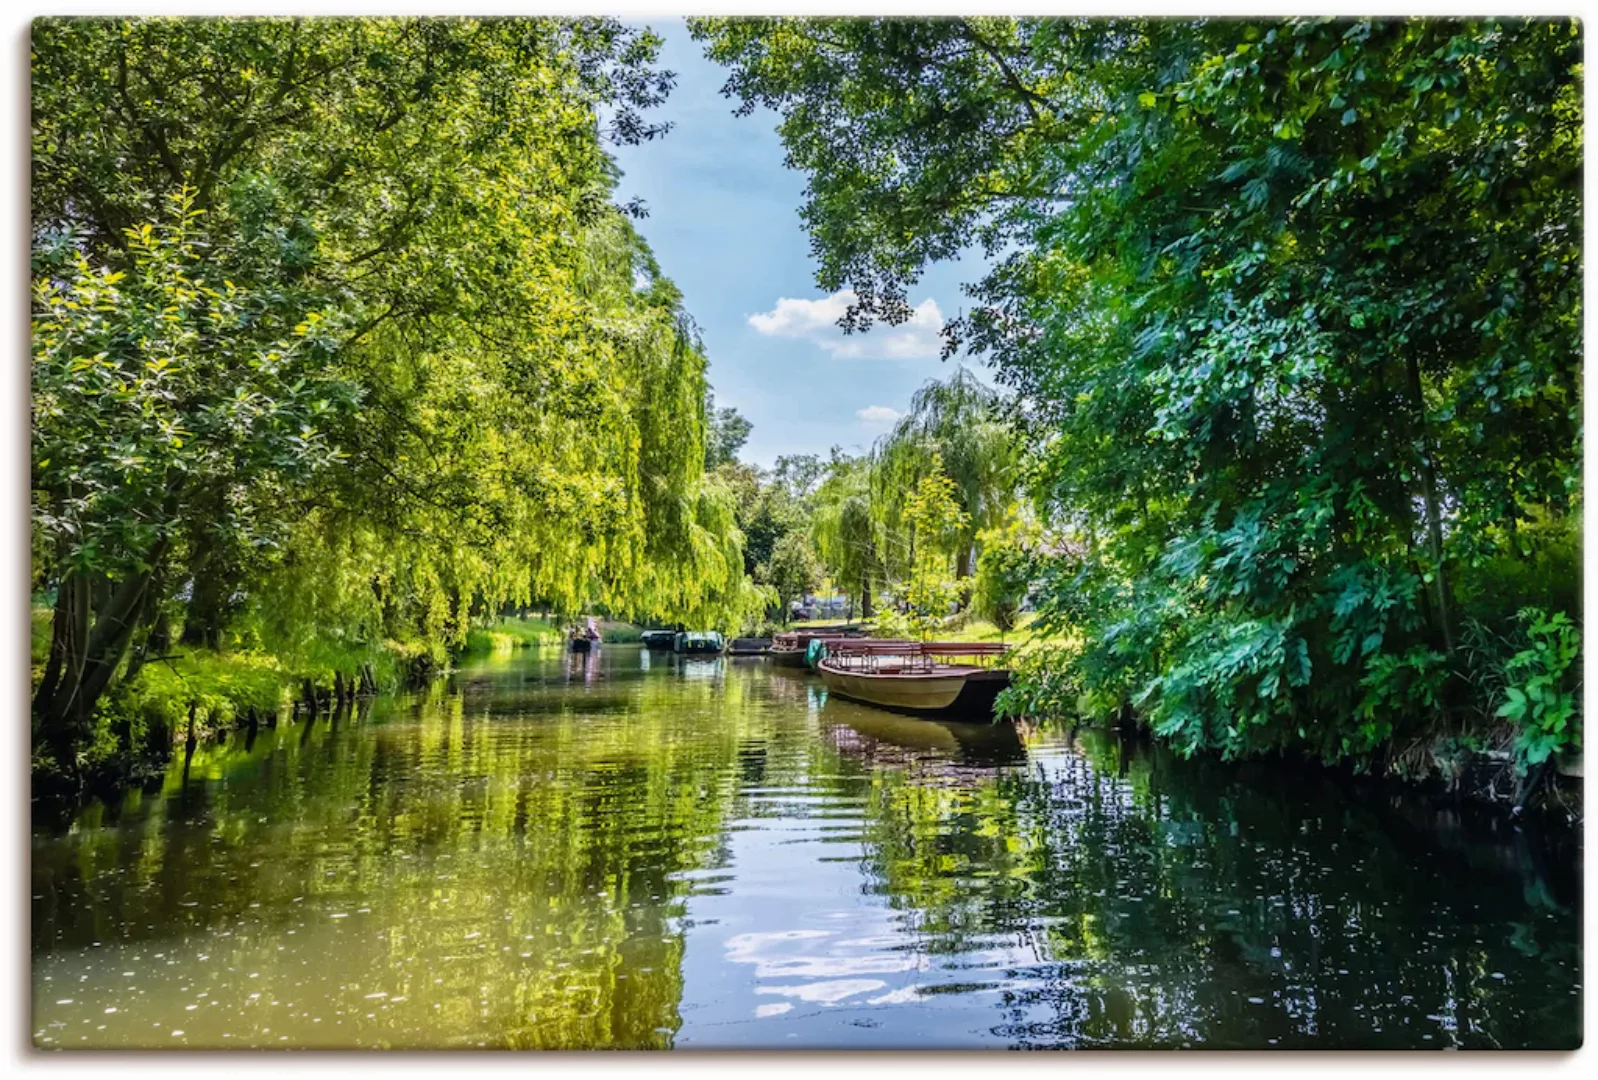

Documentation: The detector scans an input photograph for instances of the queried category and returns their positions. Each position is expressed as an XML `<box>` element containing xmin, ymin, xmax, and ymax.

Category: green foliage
<box><xmin>762</xmin><ymin>531</ymin><xmax>822</xmax><ymax>623</ymax></box>
<box><xmin>809</xmin><ymin>452</ymin><xmax>880</xmax><ymax>614</ymax></box>
<box><xmin>972</xmin><ymin>518</ymin><xmax>1038</xmax><ymax>632</ymax></box>
<box><xmin>32</xmin><ymin>189</ymin><xmax>351</xmax><ymax>583</ymax></box>
<box><xmin>898</xmin><ymin>465</ymin><xmax>969</xmax><ymax>638</ymax></box>
<box><xmin>1494</xmin><ymin>609</ymin><xmax>1581</xmax><ymax>771</ymax></box>
<box><xmin>696</xmin><ymin>15</ymin><xmax>1582</xmax><ymax>790</ymax></box>
<box><xmin>704</xmin><ymin>390</ymin><xmax>753</xmax><ymax>468</ymax></box>
<box><xmin>995</xmin><ymin>643</ymin><xmax>1086</xmax><ymax>722</ymax></box>
<box><xmin>871</xmin><ymin>368</ymin><xmax>1020</xmax><ymax>580</ymax></box>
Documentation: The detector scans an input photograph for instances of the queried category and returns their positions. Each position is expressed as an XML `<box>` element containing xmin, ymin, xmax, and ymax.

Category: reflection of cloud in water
<box><xmin>757</xmin><ymin>979</ymin><xmax>888</xmax><ymax>1004</ymax></box>
<box><xmin>866</xmin><ymin>986</ymin><xmax>922</xmax><ymax>1006</ymax></box>
<box><xmin>725</xmin><ymin>928</ymin><xmax>930</xmax><ymax>1004</ymax></box>
<box><xmin>755</xmin><ymin>1002</ymin><xmax>793</xmax><ymax>1018</ymax></box>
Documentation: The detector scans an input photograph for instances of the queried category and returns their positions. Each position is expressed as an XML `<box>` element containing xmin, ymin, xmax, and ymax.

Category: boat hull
<box><xmin>769</xmin><ymin>647</ymin><xmax>810</xmax><ymax>668</ymax></box>
<box><xmin>817</xmin><ymin>663</ymin><xmax>1010</xmax><ymax>721</ymax></box>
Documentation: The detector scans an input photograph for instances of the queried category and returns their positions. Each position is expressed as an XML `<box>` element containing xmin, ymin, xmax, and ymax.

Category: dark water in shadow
<box><xmin>31</xmin><ymin>646</ymin><xmax>1582</xmax><ymax>1049</ymax></box>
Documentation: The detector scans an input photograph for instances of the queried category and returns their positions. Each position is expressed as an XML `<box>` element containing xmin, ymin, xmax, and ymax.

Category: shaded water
<box><xmin>32</xmin><ymin>647</ymin><xmax>1581</xmax><ymax>1049</ymax></box>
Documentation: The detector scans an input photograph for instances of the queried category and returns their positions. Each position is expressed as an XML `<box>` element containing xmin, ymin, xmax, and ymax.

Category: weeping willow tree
<box><xmin>872</xmin><ymin>368</ymin><xmax>1021</xmax><ymax>582</ymax></box>
<box><xmin>31</xmin><ymin>16</ymin><xmax>759</xmax><ymax>773</ymax></box>
<box><xmin>810</xmin><ymin>454</ymin><xmax>879</xmax><ymax>618</ymax></box>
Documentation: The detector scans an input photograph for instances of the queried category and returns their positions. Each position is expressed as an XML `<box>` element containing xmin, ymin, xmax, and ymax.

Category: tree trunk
<box><xmin>35</xmin><ymin>565</ymin><xmax>158</xmax><ymax>766</ymax></box>
<box><xmin>859</xmin><ymin>576</ymin><xmax>874</xmax><ymax>619</ymax></box>
<box><xmin>34</xmin><ymin>574</ymin><xmax>87</xmax><ymax>728</ymax></box>
<box><xmin>956</xmin><ymin>541</ymin><xmax>974</xmax><ymax>582</ymax></box>
<box><xmin>1406</xmin><ymin>353</ymin><xmax>1455</xmax><ymax>654</ymax></box>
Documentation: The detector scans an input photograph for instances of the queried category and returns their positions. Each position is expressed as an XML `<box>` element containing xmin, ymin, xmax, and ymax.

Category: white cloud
<box><xmin>855</xmin><ymin>405</ymin><xmax>902</xmax><ymax>426</ymax></box>
<box><xmin>748</xmin><ymin>289</ymin><xmax>945</xmax><ymax>360</ymax></box>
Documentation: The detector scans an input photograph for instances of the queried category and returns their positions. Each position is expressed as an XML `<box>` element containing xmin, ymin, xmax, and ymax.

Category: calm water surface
<box><xmin>33</xmin><ymin>647</ymin><xmax>1582</xmax><ymax>1049</ymax></box>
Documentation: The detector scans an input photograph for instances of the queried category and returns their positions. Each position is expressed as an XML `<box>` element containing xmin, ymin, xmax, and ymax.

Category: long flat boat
<box><xmin>817</xmin><ymin>641</ymin><xmax>1012</xmax><ymax>721</ymax></box>
<box><xmin>769</xmin><ymin>627</ymin><xmax>867</xmax><ymax>668</ymax></box>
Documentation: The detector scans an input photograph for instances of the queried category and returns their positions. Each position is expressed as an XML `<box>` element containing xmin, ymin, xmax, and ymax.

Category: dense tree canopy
<box><xmin>693</xmin><ymin>15</ymin><xmax>1582</xmax><ymax>777</ymax></box>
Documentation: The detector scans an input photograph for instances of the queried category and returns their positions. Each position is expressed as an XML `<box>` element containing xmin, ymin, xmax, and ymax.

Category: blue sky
<box><xmin>609</xmin><ymin>19</ymin><xmax>983</xmax><ymax>469</ymax></box>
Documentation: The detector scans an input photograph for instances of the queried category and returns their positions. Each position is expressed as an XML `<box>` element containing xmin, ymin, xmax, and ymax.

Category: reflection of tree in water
<box><xmin>32</xmin><ymin>661</ymin><xmax>1581</xmax><ymax>1049</ymax></box>
<box><xmin>819</xmin><ymin>722</ymin><xmax>1580</xmax><ymax>1049</ymax></box>
<box><xmin>32</xmin><ymin>652</ymin><xmax>789</xmax><ymax>1049</ymax></box>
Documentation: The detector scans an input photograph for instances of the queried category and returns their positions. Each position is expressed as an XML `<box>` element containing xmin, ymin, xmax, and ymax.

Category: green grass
<box><xmin>596</xmin><ymin>620</ymin><xmax>642</xmax><ymax>644</ymax></box>
<box><xmin>459</xmin><ymin>615</ymin><xmax>642</xmax><ymax>657</ymax></box>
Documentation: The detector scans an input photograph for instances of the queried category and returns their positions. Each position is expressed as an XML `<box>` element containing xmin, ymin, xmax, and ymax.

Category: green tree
<box><xmin>31</xmin><ymin>192</ymin><xmax>352</xmax><ymax>760</ymax></box>
<box><xmin>972</xmin><ymin>517</ymin><xmax>1038</xmax><ymax>634</ymax></box>
<box><xmin>703</xmin><ymin>390</ymin><xmax>753</xmax><ymax>468</ymax></box>
<box><xmin>810</xmin><ymin>453</ymin><xmax>880</xmax><ymax>618</ymax></box>
<box><xmin>874</xmin><ymin>367</ymin><xmax>1021</xmax><ymax>580</ymax></box>
<box><xmin>898</xmin><ymin>464</ymin><xmax>969</xmax><ymax>638</ymax></box>
<box><xmin>762</xmin><ymin>531</ymin><xmax>822</xmax><ymax>625</ymax></box>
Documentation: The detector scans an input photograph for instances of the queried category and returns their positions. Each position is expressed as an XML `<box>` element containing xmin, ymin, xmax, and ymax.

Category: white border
<box><xmin>4</xmin><ymin>3</ymin><xmax>1590</xmax><ymax>1076</ymax></box>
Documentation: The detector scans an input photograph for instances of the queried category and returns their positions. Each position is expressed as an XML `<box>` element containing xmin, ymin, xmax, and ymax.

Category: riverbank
<box><xmin>29</xmin><ymin>608</ymin><xmax>644</xmax><ymax>801</ymax></box>
<box><xmin>784</xmin><ymin>614</ymin><xmax>1582</xmax><ymax>821</ymax></box>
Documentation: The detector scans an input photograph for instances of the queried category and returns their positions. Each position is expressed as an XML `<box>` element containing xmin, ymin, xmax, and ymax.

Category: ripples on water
<box><xmin>32</xmin><ymin>647</ymin><xmax>1582</xmax><ymax>1049</ymax></box>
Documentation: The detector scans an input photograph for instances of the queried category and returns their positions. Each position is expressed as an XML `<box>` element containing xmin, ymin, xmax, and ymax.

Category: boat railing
<box><xmin>773</xmin><ymin>630</ymin><xmax>864</xmax><ymax>651</ymax></box>
<box><xmin>821</xmin><ymin>640</ymin><xmax>1010</xmax><ymax>674</ymax></box>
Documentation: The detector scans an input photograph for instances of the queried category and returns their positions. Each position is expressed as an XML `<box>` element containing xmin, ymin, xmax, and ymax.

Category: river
<box><xmin>31</xmin><ymin>646</ymin><xmax>1582</xmax><ymax>1049</ymax></box>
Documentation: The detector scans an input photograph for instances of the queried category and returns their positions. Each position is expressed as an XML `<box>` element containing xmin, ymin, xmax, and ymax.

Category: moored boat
<box><xmin>673</xmin><ymin>630</ymin><xmax>725</xmax><ymax>655</ymax></box>
<box><xmin>817</xmin><ymin>641</ymin><xmax>1012</xmax><ymax>721</ymax></box>
<box><xmin>769</xmin><ymin>627</ymin><xmax>867</xmax><ymax>668</ymax></box>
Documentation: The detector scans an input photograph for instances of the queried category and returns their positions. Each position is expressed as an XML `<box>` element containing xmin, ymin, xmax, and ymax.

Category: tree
<box><xmin>773</xmin><ymin>453</ymin><xmax>827</xmax><ymax>500</ymax></box>
<box><xmin>763</xmin><ymin>531</ymin><xmax>822</xmax><ymax>625</ymax></box>
<box><xmin>809</xmin><ymin>453</ymin><xmax>879</xmax><ymax>618</ymax></box>
<box><xmin>704</xmin><ymin>390</ymin><xmax>753</xmax><ymax>468</ymax></box>
<box><xmin>898</xmin><ymin>464</ymin><xmax>969</xmax><ymax>639</ymax></box>
<box><xmin>972</xmin><ymin>517</ymin><xmax>1038</xmax><ymax>634</ymax></box>
<box><xmin>31</xmin><ymin>192</ymin><xmax>353</xmax><ymax>759</ymax></box>
<box><xmin>873</xmin><ymin>367</ymin><xmax>1020</xmax><ymax>580</ymax></box>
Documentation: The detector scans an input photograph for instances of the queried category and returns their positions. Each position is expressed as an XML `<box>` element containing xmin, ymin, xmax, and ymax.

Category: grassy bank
<box><xmin>33</xmin><ymin>604</ymin><xmax>652</xmax><ymax>790</ymax></box>
<box><xmin>31</xmin><ymin>601</ymin><xmax>448</xmax><ymax>787</ymax></box>
<box><xmin>459</xmin><ymin>616</ymin><xmax>644</xmax><ymax>658</ymax></box>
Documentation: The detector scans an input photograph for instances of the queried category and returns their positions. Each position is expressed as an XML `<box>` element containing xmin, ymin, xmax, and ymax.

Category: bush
<box><xmin>1494</xmin><ymin>608</ymin><xmax>1581</xmax><ymax>772</ymax></box>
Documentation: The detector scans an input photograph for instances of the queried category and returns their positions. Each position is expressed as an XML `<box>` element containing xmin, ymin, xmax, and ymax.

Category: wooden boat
<box><xmin>726</xmin><ymin>637</ymin><xmax>772</xmax><ymax>656</ymax></box>
<box><xmin>816</xmin><ymin>640</ymin><xmax>1012</xmax><ymax>721</ymax></box>
<box><xmin>769</xmin><ymin>627</ymin><xmax>867</xmax><ymax>668</ymax></box>
<box><xmin>673</xmin><ymin>630</ymin><xmax>724</xmax><ymax>655</ymax></box>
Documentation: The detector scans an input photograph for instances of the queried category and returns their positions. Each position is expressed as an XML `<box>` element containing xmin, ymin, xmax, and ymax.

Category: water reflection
<box><xmin>32</xmin><ymin>648</ymin><xmax>1581</xmax><ymax>1049</ymax></box>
